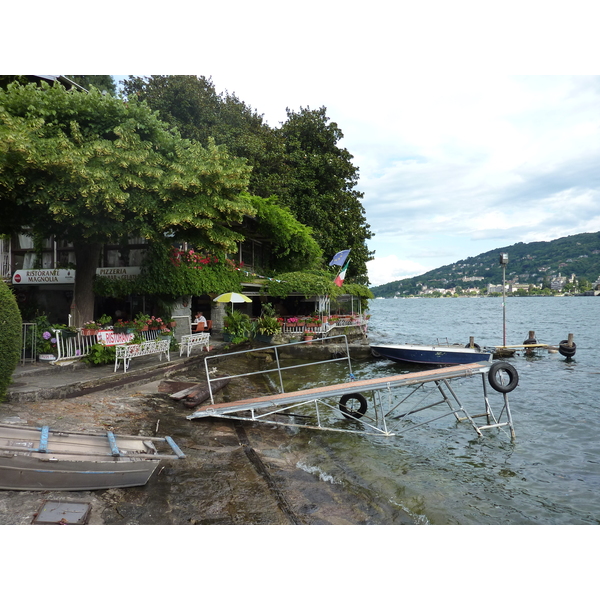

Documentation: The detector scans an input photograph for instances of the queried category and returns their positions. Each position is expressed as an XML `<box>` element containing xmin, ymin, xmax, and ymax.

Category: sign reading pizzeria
<box><xmin>96</xmin><ymin>267</ymin><xmax>141</xmax><ymax>280</ymax></box>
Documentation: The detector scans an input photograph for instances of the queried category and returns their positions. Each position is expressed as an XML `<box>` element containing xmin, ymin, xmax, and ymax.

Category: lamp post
<box><xmin>499</xmin><ymin>253</ymin><xmax>509</xmax><ymax>346</ymax></box>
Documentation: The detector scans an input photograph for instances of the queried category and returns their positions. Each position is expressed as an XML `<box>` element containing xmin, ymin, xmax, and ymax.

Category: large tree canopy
<box><xmin>0</xmin><ymin>82</ymin><xmax>255</xmax><ymax>324</ymax></box>
<box><xmin>121</xmin><ymin>76</ymin><xmax>373</xmax><ymax>283</ymax></box>
<box><xmin>123</xmin><ymin>75</ymin><xmax>289</xmax><ymax>201</ymax></box>
<box><xmin>279</xmin><ymin>106</ymin><xmax>373</xmax><ymax>283</ymax></box>
<box><xmin>65</xmin><ymin>75</ymin><xmax>117</xmax><ymax>95</ymax></box>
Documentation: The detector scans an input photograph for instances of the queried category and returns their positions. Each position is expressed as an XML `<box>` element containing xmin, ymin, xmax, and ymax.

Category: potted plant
<box><xmin>223</xmin><ymin>308</ymin><xmax>251</xmax><ymax>343</ymax></box>
<box><xmin>97</xmin><ymin>314</ymin><xmax>112</xmax><ymax>329</ymax></box>
<box><xmin>134</xmin><ymin>313</ymin><xmax>151</xmax><ymax>332</ymax></box>
<box><xmin>38</xmin><ymin>328</ymin><xmax>58</xmax><ymax>360</ymax></box>
<box><xmin>81</xmin><ymin>321</ymin><xmax>100</xmax><ymax>336</ymax></box>
<box><xmin>285</xmin><ymin>316</ymin><xmax>301</xmax><ymax>331</ymax></box>
<box><xmin>113</xmin><ymin>320</ymin><xmax>133</xmax><ymax>333</ymax></box>
<box><xmin>252</xmin><ymin>314</ymin><xmax>281</xmax><ymax>343</ymax></box>
<box><xmin>147</xmin><ymin>316</ymin><xmax>164</xmax><ymax>330</ymax></box>
<box><xmin>159</xmin><ymin>327</ymin><xmax>173</xmax><ymax>339</ymax></box>
<box><xmin>59</xmin><ymin>325</ymin><xmax>78</xmax><ymax>338</ymax></box>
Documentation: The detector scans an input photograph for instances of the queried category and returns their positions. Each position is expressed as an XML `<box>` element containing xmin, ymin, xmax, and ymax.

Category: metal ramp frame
<box><xmin>187</xmin><ymin>337</ymin><xmax>516</xmax><ymax>440</ymax></box>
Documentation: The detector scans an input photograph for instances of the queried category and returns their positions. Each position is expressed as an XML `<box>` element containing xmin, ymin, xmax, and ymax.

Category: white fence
<box><xmin>30</xmin><ymin>315</ymin><xmax>369</xmax><ymax>364</ymax></box>
<box><xmin>280</xmin><ymin>315</ymin><xmax>369</xmax><ymax>336</ymax></box>
<box><xmin>51</xmin><ymin>328</ymin><xmax>167</xmax><ymax>362</ymax></box>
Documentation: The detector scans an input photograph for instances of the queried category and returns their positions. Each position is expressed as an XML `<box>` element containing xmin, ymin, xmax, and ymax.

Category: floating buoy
<box><xmin>488</xmin><ymin>362</ymin><xmax>519</xmax><ymax>394</ymax></box>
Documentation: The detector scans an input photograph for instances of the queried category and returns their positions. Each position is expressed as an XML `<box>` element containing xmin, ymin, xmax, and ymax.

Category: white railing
<box><xmin>279</xmin><ymin>315</ymin><xmax>369</xmax><ymax>336</ymax></box>
<box><xmin>52</xmin><ymin>328</ymin><xmax>168</xmax><ymax>362</ymax></box>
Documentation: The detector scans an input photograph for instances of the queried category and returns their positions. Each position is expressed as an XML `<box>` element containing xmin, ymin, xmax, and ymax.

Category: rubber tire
<box><xmin>523</xmin><ymin>338</ymin><xmax>537</xmax><ymax>346</ymax></box>
<box><xmin>371</xmin><ymin>348</ymin><xmax>381</xmax><ymax>358</ymax></box>
<box><xmin>465</xmin><ymin>343</ymin><xmax>482</xmax><ymax>351</ymax></box>
<box><xmin>339</xmin><ymin>393</ymin><xmax>368</xmax><ymax>419</ymax></box>
<box><xmin>488</xmin><ymin>362</ymin><xmax>519</xmax><ymax>394</ymax></box>
<box><xmin>558</xmin><ymin>340</ymin><xmax>576</xmax><ymax>358</ymax></box>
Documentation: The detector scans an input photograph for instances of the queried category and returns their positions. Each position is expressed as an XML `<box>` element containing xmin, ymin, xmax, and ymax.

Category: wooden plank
<box><xmin>191</xmin><ymin>362</ymin><xmax>488</xmax><ymax>415</ymax></box>
<box><xmin>159</xmin><ymin>380</ymin><xmax>198</xmax><ymax>394</ymax></box>
<box><xmin>182</xmin><ymin>379</ymin><xmax>230</xmax><ymax>408</ymax></box>
<box><xmin>170</xmin><ymin>384</ymin><xmax>205</xmax><ymax>400</ymax></box>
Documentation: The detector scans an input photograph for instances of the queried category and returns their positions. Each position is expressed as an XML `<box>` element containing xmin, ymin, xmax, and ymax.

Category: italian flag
<box><xmin>334</xmin><ymin>261</ymin><xmax>349</xmax><ymax>287</ymax></box>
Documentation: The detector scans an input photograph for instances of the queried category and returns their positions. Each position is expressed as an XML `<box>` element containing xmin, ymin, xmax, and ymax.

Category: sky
<box><xmin>7</xmin><ymin>2</ymin><xmax>600</xmax><ymax>287</ymax></box>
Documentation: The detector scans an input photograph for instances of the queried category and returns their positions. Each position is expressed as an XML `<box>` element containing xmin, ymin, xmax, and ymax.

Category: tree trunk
<box><xmin>72</xmin><ymin>241</ymin><xmax>102</xmax><ymax>327</ymax></box>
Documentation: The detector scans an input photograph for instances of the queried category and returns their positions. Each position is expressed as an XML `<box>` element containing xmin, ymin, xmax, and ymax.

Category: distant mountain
<box><xmin>370</xmin><ymin>232</ymin><xmax>600</xmax><ymax>297</ymax></box>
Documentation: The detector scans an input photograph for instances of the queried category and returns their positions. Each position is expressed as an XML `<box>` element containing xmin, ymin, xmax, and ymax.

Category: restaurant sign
<box><xmin>12</xmin><ymin>269</ymin><xmax>75</xmax><ymax>285</ymax></box>
<box><xmin>96</xmin><ymin>267</ymin><xmax>141</xmax><ymax>280</ymax></box>
<box><xmin>96</xmin><ymin>330</ymin><xmax>135</xmax><ymax>346</ymax></box>
<box><xmin>12</xmin><ymin>267</ymin><xmax>141</xmax><ymax>285</ymax></box>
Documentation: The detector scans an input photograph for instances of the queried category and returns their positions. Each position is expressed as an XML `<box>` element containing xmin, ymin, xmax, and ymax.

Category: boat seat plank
<box><xmin>39</xmin><ymin>425</ymin><xmax>49</xmax><ymax>453</ymax></box>
<box><xmin>165</xmin><ymin>436</ymin><xmax>186</xmax><ymax>459</ymax></box>
<box><xmin>107</xmin><ymin>431</ymin><xmax>120</xmax><ymax>456</ymax></box>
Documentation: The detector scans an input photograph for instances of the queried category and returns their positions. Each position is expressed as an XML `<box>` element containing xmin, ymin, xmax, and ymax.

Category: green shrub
<box><xmin>83</xmin><ymin>343</ymin><xmax>116</xmax><ymax>366</ymax></box>
<box><xmin>223</xmin><ymin>308</ymin><xmax>251</xmax><ymax>342</ymax></box>
<box><xmin>0</xmin><ymin>280</ymin><xmax>22</xmax><ymax>401</ymax></box>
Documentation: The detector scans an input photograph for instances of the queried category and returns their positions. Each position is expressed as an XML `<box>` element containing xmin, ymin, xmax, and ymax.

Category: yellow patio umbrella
<box><xmin>213</xmin><ymin>292</ymin><xmax>252</xmax><ymax>304</ymax></box>
<box><xmin>213</xmin><ymin>292</ymin><xmax>253</xmax><ymax>311</ymax></box>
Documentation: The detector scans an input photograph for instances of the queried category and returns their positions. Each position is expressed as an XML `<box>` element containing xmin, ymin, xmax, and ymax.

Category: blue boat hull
<box><xmin>370</xmin><ymin>343</ymin><xmax>492</xmax><ymax>365</ymax></box>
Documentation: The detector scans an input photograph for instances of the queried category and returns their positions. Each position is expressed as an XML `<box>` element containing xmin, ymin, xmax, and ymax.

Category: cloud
<box><xmin>357</xmin><ymin>75</ymin><xmax>600</xmax><ymax>282</ymax></box>
<box><xmin>367</xmin><ymin>254</ymin><xmax>429</xmax><ymax>287</ymax></box>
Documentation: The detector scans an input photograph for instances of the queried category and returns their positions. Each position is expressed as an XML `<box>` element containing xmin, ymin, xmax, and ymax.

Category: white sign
<box><xmin>12</xmin><ymin>269</ymin><xmax>75</xmax><ymax>285</ymax></box>
<box><xmin>96</xmin><ymin>267</ymin><xmax>141</xmax><ymax>280</ymax></box>
<box><xmin>96</xmin><ymin>330</ymin><xmax>135</xmax><ymax>346</ymax></box>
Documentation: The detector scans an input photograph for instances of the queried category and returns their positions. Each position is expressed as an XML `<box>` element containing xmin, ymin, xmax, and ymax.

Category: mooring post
<box><xmin>469</xmin><ymin>336</ymin><xmax>475</xmax><ymax>348</ymax></box>
<box><xmin>567</xmin><ymin>333</ymin><xmax>574</xmax><ymax>347</ymax></box>
<box><xmin>529</xmin><ymin>330</ymin><xmax>535</xmax><ymax>340</ymax></box>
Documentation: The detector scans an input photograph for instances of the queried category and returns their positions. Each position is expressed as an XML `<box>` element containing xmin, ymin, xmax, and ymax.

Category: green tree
<box><xmin>122</xmin><ymin>78</ymin><xmax>373</xmax><ymax>282</ymax></box>
<box><xmin>0</xmin><ymin>279</ymin><xmax>22</xmax><ymax>401</ymax></box>
<box><xmin>65</xmin><ymin>75</ymin><xmax>117</xmax><ymax>95</ymax></box>
<box><xmin>122</xmin><ymin>76</ymin><xmax>289</xmax><ymax>201</ymax></box>
<box><xmin>0</xmin><ymin>82</ymin><xmax>254</xmax><ymax>325</ymax></box>
<box><xmin>279</xmin><ymin>106</ymin><xmax>373</xmax><ymax>284</ymax></box>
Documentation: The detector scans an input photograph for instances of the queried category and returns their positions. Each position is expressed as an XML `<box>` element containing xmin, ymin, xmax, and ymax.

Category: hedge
<box><xmin>0</xmin><ymin>280</ymin><xmax>22</xmax><ymax>401</ymax></box>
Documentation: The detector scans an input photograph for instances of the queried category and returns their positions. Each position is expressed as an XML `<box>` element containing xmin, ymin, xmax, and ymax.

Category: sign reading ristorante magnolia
<box><xmin>12</xmin><ymin>267</ymin><xmax>141</xmax><ymax>285</ymax></box>
<box><xmin>12</xmin><ymin>269</ymin><xmax>75</xmax><ymax>285</ymax></box>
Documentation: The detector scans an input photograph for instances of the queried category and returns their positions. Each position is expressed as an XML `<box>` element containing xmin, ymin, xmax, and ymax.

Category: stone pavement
<box><xmin>6</xmin><ymin>343</ymin><xmax>225</xmax><ymax>403</ymax></box>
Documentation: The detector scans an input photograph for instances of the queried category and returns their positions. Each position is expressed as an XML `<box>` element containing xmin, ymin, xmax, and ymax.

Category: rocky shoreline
<box><xmin>1</xmin><ymin>339</ymin><xmax>414</xmax><ymax>525</ymax></box>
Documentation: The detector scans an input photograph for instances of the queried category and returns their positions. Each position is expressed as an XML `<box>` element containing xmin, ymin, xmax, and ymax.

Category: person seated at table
<box><xmin>193</xmin><ymin>311</ymin><xmax>208</xmax><ymax>332</ymax></box>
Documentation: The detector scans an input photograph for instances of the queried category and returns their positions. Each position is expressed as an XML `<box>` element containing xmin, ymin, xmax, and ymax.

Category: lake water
<box><xmin>281</xmin><ymin>296</ymin><xmax>599</xmax><ymax>525</ymax></box>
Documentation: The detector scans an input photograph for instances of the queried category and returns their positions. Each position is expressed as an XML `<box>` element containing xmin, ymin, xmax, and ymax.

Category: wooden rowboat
<box><xmin>0</xmin><ymin>423</ymin><xmax>185</xmax><ymax>491</ymax></box>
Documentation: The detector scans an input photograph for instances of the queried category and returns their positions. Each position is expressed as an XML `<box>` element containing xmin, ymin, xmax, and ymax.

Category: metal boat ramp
<box><xmin>187</xmin><ymin>335</ymin><xmax>518</xmax><ymax>440</ymax></box>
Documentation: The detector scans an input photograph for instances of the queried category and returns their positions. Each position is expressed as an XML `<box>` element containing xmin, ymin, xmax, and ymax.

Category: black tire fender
<box><xmin>558</xmin><ymin>340</ymin><xmax>576</xmax><ymax>358</ymax></box>
<box><xmin>488</xmin><ymin>362</ymin><xmax>519</xmax><ymax>394</ymax></box>
<box><xmin>339</xmin><ymin>393</ymin><xmax>368</xmax><ymax>419</ymax></box>
<box><xmin>371</xmin><ymin>348</ymin><xmax>381</xmax><ymax>358</ymax></box>
<box><xmin>465</xmin><ymin>343</ymin><xmax>482</xmax><ymax>351</ymax></box>
<box><xmin>523</xmin><ymin>337</ymin><xmax>537</xmax><ymax>346</ymax></box>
